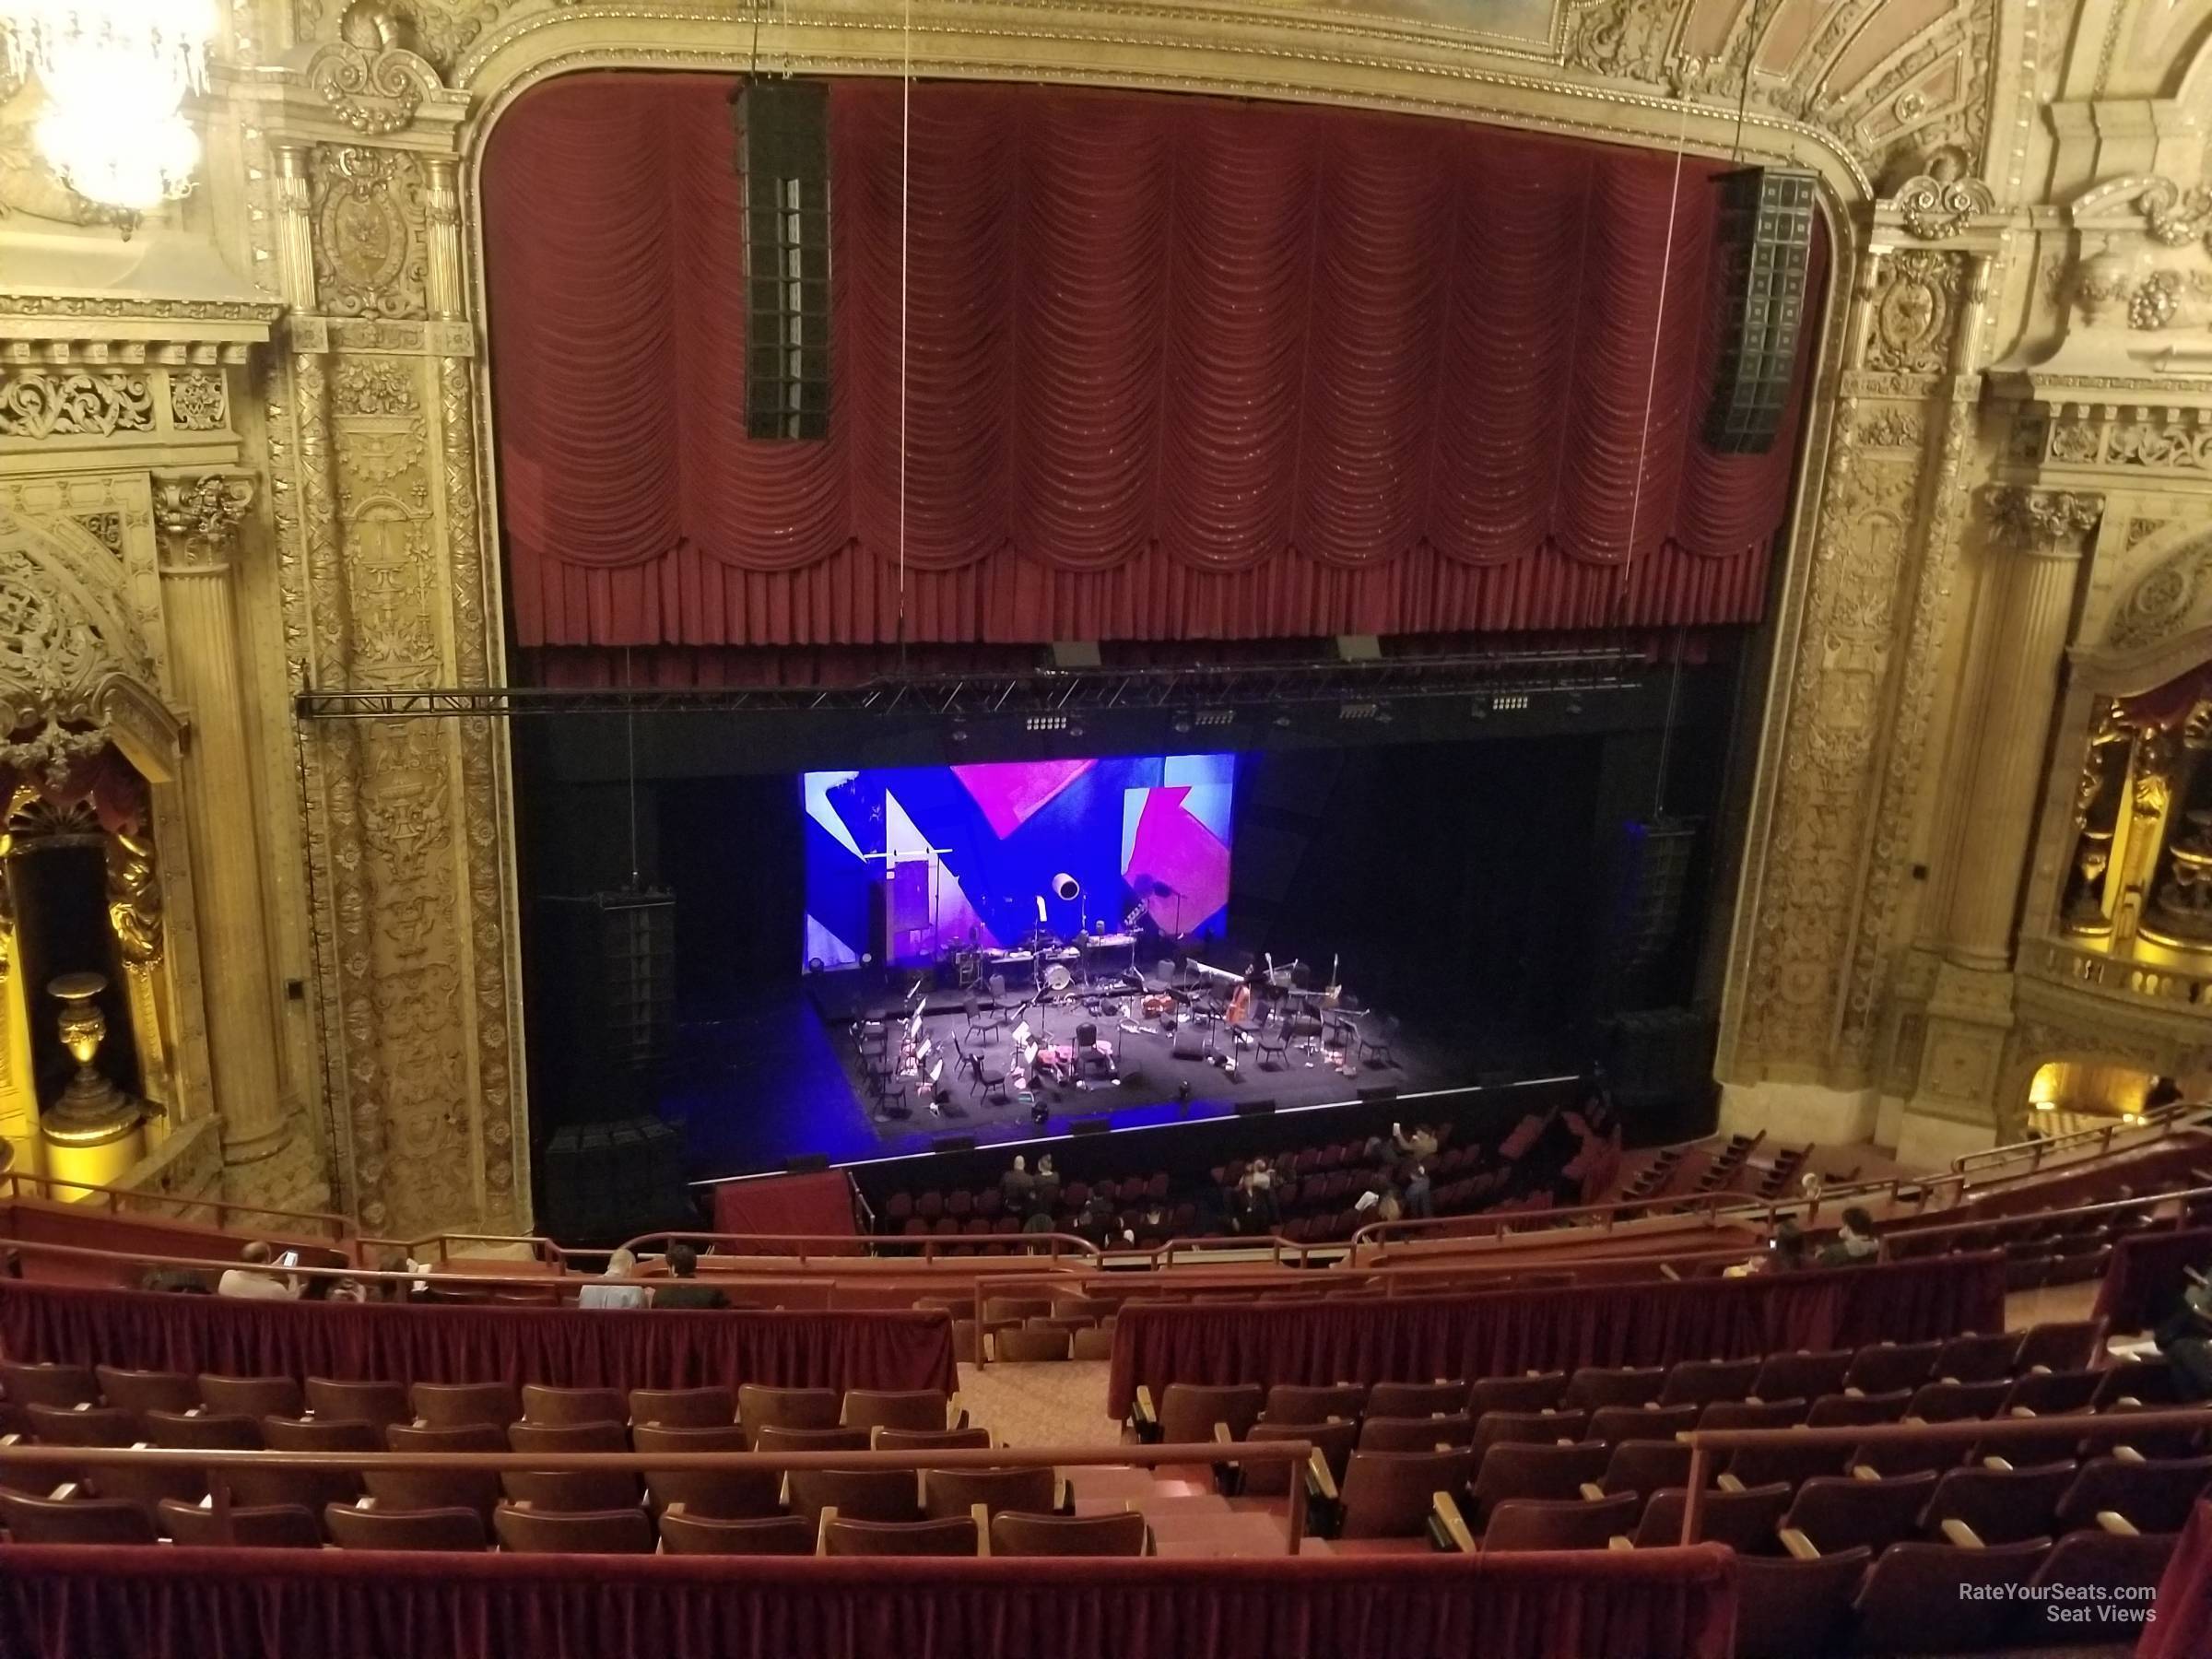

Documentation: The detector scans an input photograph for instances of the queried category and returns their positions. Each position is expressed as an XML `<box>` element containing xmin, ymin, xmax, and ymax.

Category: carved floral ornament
<box><xmin>1886</xmin><ymin>147</ymin><xmax>1996</xmax><ymax>242</ymax></box>
<box><xmin>1987</xmin><ymin>487</ymin><xmax>2103</xmax><ymax>557</ymax></box>
<box><xmin>152</xmin><ymin>474</ymin><xmax>253</xmax><ymax>566</ymax></box>
<box><xmin>306</xmin><ymin>4</ymin><xmax>444</xmax><ymax>137</ymax></box>
<box><xmin>0</xmin><ymin>507</ymin><xmax>171</xmax><ymax>770</ymax></box>
<box><xmin>2068</xmin><ymin>177</ymin><xmax>2212</xmax><ymax>335</ymax></box>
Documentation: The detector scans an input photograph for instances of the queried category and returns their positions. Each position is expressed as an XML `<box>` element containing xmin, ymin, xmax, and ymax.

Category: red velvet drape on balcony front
<box><xmin>483</xmin><ymin>77</ymin><xmax>1822</xmax><ymax>652</ymax></box>
<box><xmin>0</xmin><ymin>1546</ymin><xmax>1740</xmax><ymax>1659</ymax></box>
<box><xmin>0</xmin><ymin>1281</ymin><xmax>956</xmax><ymax>1394</ymax></box>
<box><xmin>1107</xmin><ymin>1253</ymin><xmax>2005</xmax><ymax>1415</ymax></box>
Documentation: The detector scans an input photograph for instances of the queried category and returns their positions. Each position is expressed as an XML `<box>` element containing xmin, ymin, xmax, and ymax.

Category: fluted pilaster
<box><xmin>153</xmin><ymin>473</ymin><xmax>289</xmax><ymax>1169</ymax></box>
<box><xmin>1940</xmin><ymin>489</ymin><xmax>2103</xmax><ymax>971</ymax></box>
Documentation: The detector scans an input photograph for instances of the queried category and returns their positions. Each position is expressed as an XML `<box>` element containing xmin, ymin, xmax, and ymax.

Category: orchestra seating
<box><xmin>0</xmin><ymin>1134</ymin><xmax>2208</xmax><ymax>1658</ymax></box>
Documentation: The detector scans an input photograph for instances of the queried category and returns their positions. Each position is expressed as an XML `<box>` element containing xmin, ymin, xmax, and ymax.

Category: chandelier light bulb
<box><xmin>1</xmin><ymin>0</ymin><xmax>214</xmax><ymax>210</ymax></box>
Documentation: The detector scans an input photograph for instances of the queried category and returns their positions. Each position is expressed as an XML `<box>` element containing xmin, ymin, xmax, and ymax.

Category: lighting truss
<box><xmin>294</xmin><ymin>647</ymin><xmax>1649</xmax><ymax>722</ymax></box>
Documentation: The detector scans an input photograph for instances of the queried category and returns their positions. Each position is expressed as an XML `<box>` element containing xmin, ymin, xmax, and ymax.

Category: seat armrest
<box><xmin>1851</xmin><ymin>1465</ymin><xmax>1879</xmax><ymax>1480</ymax></box>
<box><xmin>1779</xmin><ymin>1527</ymin><xmax>1819</xmax><ymax>1561</ymax></box>
<box><xmin>1578</xmin><ymin>1482</ymin><xmax>1606</xmax><ymax>1501</ymax></box>
<box><xmin>2097</xmin><ymin>1511</ymin><xmax>2139</xmax><ymax>1536</ymax></box>
<box><xmin>1128</xmin><ymin>1386</ymin><xmax>1159</xmax><ymax>1441</ymax></box>
<box><xmin>665</xmin><ymin>1502</ymin><xmax>688</xmax><ymax>1519</ymax></box>
<box><xmin>2113</xmin><ymin>1444</ymin><xmax>2147</xmax><ymax>1465</ymax></box>
<box><xmin>947</xmin><ymin>1393</ymin><xmax>967</xmax><ymax>1430</ymax></box>
<box><xmin>1940</xmin><ymin>1518</ymin><xmax>1986</xmax><ymax>1548</ymax></box>
<box><xmin>1843</xmin><ymin>1387</ymin><xmax>1865</xmax><ymax>1398</ymax></box>
<box><xmin>815</xmin><ymin>1508</ymin><xmax>835</xmax><ymax>1556</ymax></box>
<box><xmin>1302</xmin><ymin>1449</ymin><xmax>1342</xmax><ymax>1540</ymax></box>
<box><xmin>1430</xmin><ymin>1490</ymin><xmax>1477</xmax><ymax>1554</ymax></box>
<box><xmin>1055</xmin><ymin>1477</ymin><xmax>1073</xmax><ymax>1515</ymax></box>
<box><xmin>1981</xmin><ymin>1456</ymin><xmax>2013</xmax><ymax>1472</ymax></box>
<box><xmin>1305</xmin><ymin>1447</ymin><xmax>1338</xmax><ymax>1502</ymax></box>
<box><xmin>1606</xmin><ymin>1535</ymin><xmax>1633</xmax><ymax>1550</ymax></box>
<box><xmin>972</xmin><ymin>1502</ymin><xmax>991</xmax><ymax>1557</ymax></box>
<box><xmin>1715</xmin><ymin>1473</ymin><xmax>1746</xmax><ymax>1494</ymax></box>
<box><xmin>1210</xmin><ymin>1422</ymin><xmax>1240</xmax><ymax>1497</ymax></box>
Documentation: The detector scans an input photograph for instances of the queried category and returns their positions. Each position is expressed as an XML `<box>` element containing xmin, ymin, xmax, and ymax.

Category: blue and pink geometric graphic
<box><xmin>802</xmin><ymin>754</ymin><xmax>1235</xmax><ymax>971</ymax></box>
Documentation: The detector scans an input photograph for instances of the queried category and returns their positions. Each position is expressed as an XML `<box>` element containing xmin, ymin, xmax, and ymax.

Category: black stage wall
<box><xmin>512</xmin><ymin>660</ymin><xmax>1742</xmax><ymax>1196</ymax></box>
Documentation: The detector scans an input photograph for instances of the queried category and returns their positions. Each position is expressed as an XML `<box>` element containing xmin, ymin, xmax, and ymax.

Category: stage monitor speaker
<box><xmin>932</xmin><ymin>1135</ymin><xmax>977</xmax><ymax>1155</ymax></box>
<box><xmin>785</xmin><ymin>1152</ymin><xmax>830</xmax><ymax>1174</ymax></box>
<box><xmin>1050</xmin><ymin>641</ymin><xmax>1101</xmax><ymax>670</ymax></box>
<box><xmin>1070</xmin><ymin>1115</ymin><xmax>1113</xmax><ymax>1136</ymax></box>
<box><xmin>1703</xmin><ymin>167</ymin><xmax>1816</xmax><ymax>455</ymax></box>
<box><xmin>1358</xmin><ymin>1086</ymin><xmax>1398</xmax><ymax>1108</ymax></box>
<box><xmin>734</xmin><ymin>79</ymin><xmax>830</xmax><ymax>441</ymax></box>
<box><xmin>1235</xmin><ymin>1099</ymin><xmax>1277</xmax><ymax>1117</ymax></box>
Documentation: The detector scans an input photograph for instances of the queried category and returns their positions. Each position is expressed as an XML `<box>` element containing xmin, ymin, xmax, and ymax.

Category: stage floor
<box><xmin>665</xmin><ymin>972</ymin><xmax>1523</xmax><ymax>1181</ymax></box>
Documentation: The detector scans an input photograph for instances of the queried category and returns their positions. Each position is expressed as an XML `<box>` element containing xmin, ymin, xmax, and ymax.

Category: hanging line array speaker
<box><xmin>1702</xmin><ymin>167</ymin><xmax>1816</xmax><ymax>456</ymax></box>
<box><xmin>733</xmin><ymin>78</ymin><xmax>831</xmax><ymax>441</ymax></box>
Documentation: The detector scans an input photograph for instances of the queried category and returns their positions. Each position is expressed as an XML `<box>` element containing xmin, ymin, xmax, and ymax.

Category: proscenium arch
<box><xmin>441</xmin><ymin>6</ymin><xmax>1872</xmax><ymax>1105</ymax></box>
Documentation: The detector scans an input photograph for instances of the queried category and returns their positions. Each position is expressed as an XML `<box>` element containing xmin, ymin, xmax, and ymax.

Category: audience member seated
<box><xmin>579</xmin><ymin>1247</ymin><xmax>647</xmax><ymax>1309</ymax></box>
<box><xmin>1816</xmin><ymin>1207</ymin><xmax>1881</xmax><ymax>1268</ymax></box>
<box><xmin>216</xmin><ymin>1242</ymin><xmax>298</xmax><ymax>1301</ymax></box>
<box><xmin>652</xmin><ymin>1243</ymin><xmax>729</xmax><ymax>1310</ymax></box>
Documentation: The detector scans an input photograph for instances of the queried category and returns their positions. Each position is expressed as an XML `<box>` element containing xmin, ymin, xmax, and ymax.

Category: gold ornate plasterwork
<box><xmin>1866</xmin><ymin>253</ymin><xmax>1962</xmax><ymax>375</ymax></box>
<box><xmin>311</xmin><ymin>147</ymin><xmax>429</xmax><ymax>324</ymax></box>
<box><xmin>1894</xmin><ymin>171</ymin><xmax>1998</xmax><ymax>241</ymax></box>
<box><xmin>307</xmin><ymin>7</ymin><xmax>447</xmax><ymax>135</ymax></box>
<box><xmin>151</xmin><ymin>475</ymin><xmax>254</xmax><ymax>566</ymax></box>
<box><xmin>1</xmin><ymin>374</ymin><xmax>155</xmax><ymax>441</ymax></box>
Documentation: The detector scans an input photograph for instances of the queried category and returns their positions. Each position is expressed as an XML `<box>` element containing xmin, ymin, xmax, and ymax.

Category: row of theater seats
<box><xmin>0</xmin><ymin>1477</ymin><xmax>1152</xmax><ymax>1559</ymax></box>
<box><xmin>0</xmin><ymin>1368</ymin><xmax>1168</xmax><ymax>1557</ymax></box>
<box><xmin>912</xmin><ymin>1291</ymin><xmax>1122</xmax><ymax>1362</ymax></box>
<box><xmin>881</xmin><ymin>1172</ymin><xmax>1173</xmax><ymax>1231</ymax></box>
<box><xmin>0</xmin><ymin>1365</ymin><xmax>971</xmax><ymax>1451</ymax></box>
<box><xmin>1888</xmin><ymin>1189</ymin><xmax>2212</xmax><ymax>1291</ymax></box>
<box><xmin>1127</xmin><ymin>1322</ymin><xmax>2112</xmax><ymax>1441</ymax></box>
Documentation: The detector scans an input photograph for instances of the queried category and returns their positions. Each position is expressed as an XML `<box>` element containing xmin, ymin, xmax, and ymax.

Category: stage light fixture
<box><xmin>1171</xmin><ymin>713</ymin><xmax>1193</xmax><ymax>735</ymax></box>
<box><xmin>1052</xmin><ymin>873</ymin><xmax>1081</xmax><ymax>901</ymax></box>
<box><xmin>1195</xmin><ymin>709</ymin><xmax>1234</xmax><ymax>728</ymax></box>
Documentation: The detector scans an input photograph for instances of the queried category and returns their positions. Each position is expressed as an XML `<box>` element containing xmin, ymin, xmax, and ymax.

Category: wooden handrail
<box><xmin>1674</xmin><ymin>1405</ymin><xmax>2212</xmax><ymax>1546</ymax></box>
<box><xmin>614</xmin><ymin>1230</ymin><xmax>1110</xmax><ymax>1269</ymax></box>
<box><xmin>0</xmin><ymin>1236</ymin><xmax>578</xmax><ymax>1296</ymax></box>
<box><xmin>1951</xmin><ymin>1099</ymin><xmax>2201</xmax><ymax>1177</ymax></box>
<box><xmin>0</xmin><ymin>1171</ymin><xmax>357</xmax><ymax>1241</ymax></box>
<box><xmin>0</xmin><ymin>1440</ymin><xmax>1312</xmax><ymax>1477</ymax></box>
<box><xmin>1887</xmin><ymin>1181</ymin><xmax>2212</xmax><ymax>1253</ymax></box>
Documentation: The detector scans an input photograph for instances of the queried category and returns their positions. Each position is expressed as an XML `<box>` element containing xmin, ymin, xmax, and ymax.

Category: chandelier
<box><xmin>0</xmin><ymin>1</ymin><xmax>212</xmax><ymax>210</ymax></box>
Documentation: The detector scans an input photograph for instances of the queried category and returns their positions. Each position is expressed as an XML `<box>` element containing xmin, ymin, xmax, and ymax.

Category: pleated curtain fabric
<box><xmin>484</xmin><ymin>76</ymin><xmax>1823</xmax><ymax>653</ymax></box>
<box><xmin>0</xmin><ymin>1279</ymin><xmax>956</xmax><ymax>1394</ymax></box>
<box><xmin>0</xmin><ymin>1545</ymin><xmax>1741</xmax><ymax>1659</ymax></box>
<box><xmin>1107</xmin><ymin>1252</ymin><xmax>2006</xmax><ymax>1414</ymax></box>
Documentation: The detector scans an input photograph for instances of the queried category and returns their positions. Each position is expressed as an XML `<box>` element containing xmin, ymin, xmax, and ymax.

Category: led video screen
<box><xmin>802</xmin><ymin>755</ymin><xmax>1234</xmax><ymax>971</ymax></box>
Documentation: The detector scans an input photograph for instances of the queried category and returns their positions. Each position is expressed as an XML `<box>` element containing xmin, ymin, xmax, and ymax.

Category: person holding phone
<box><xmin>217</xmin><ymin>1241</ymin><xmax>300</xmax><ymax>1300</ymax></box>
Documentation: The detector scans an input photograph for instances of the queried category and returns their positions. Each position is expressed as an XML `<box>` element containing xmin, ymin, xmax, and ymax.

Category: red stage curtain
<box><xmin>0</xmin><ymin>1281</ymin><xmax>953</xmax><ymax>1394</ymax></box>
<box><xmin>2096</xmin><ymin>1226</ymin><xmax>2212</xmax><ymax>1332</ymax></box>
<box><xmin>2142</xmin><ymin>1500</ymin><xmax>2212</xmax><ymax>1659</ymax></box>
<box><xmin>1107</xmin><ymin>1253</ymin><xmax>2004</xmax><ymax>1414</ymax></box>
<box><xmin>484</xmin><ymin>77</ymin><xmax>1823</xmax><ymax>651</ymax></box>
<box><xmin>0</xmin><ymin>1544</ymin><xmax>1737</xmax><ymax>1659</ymax></box>
<box><xmin>711</xmin><ymin>1171</ymin><xmax>864</xmax><ymax>1254</ymax></box>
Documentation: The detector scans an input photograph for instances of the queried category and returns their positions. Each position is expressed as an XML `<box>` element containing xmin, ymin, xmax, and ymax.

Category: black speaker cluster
<box><xmin>1703</xmin><ymin>168</ymin><xmax>1816</xmax><ymax>456</ymax></box>
<box><xmin>734</xmin><ymin>79</ymin><xmax>832</xmax><ymax>441</ymax></box>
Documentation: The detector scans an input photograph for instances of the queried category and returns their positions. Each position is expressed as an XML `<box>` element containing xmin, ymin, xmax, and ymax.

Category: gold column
<box><xmin>152</xmin><ymin>473</ymin><xmax>292</xmax><ymax>1171</ymax></box>
<box><xmin>1939</xmin><ymin>489</ymin><xmax>2103</xmax><ymax>971</ymax></box>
